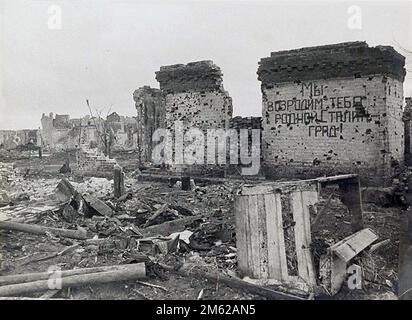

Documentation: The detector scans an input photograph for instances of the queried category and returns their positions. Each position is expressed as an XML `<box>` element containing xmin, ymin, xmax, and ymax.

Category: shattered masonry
<box><xmin>133</xmin><ymin>86</ymin><xmax>166</xmax><ymax>164</ymax></box>
<box><xmin>155</xmin><ymin>60</ymin><xmax>233</xmax><ymax>176</ymax></box>
<box><xmin>257</xmin><ymin>41</ymin><xmax>406</xmax><ymax>185</ymax></box>
<box><xmin>76</xmin><ymin>148</ymin><xmax>118</xmax><ymax>174</ymax></box>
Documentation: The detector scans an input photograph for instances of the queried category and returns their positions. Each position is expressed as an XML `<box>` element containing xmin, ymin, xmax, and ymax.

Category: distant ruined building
<box><xmin>40</xmin><ymin>112</ymin><xmax>139</xmax><ymax>152</ymax></box>
<box><xmin>0</xmin><ymin>129</ymin><xmax>41</xmax><ymax>150</ymax></box>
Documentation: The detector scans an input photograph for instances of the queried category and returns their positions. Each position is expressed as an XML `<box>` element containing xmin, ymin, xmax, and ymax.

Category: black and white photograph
<box><xmin>0</xmin><ymin>0</ymin><xmax>411</xmax><ymax>306</ymax></box>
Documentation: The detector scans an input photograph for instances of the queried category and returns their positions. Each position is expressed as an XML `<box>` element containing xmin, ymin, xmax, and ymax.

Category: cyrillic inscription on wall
<box><xmin>266</xmin><ymin>82</ymin><xmax>378</xmax><ymax>138</ymax></box>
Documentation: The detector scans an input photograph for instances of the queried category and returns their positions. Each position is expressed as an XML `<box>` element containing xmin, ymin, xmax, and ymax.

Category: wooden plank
<box><xmin>290</xmin><ymin>190</ymin><xmax>307</xmax><ymax>283</ymax></box>
<box><xmin>330</xmin><ymin>228</ymin><xmax>378</xmax><ymax>262</ymax></box>
<box><xmin>301</xmin><ymin>190</ymin><xmax>318</xmax><ymax>287</ymax></box>
<box><xmin>234</xmin><ymin>196</ymin><xmax>249</xmax><ymax>276</ymax></box>
<box><xmin>240</xmin><ymin>184</ymin><xmax>275</xmax><ymax>196</ymax></box>
<box><xmin>264</xmin><ymin>193</ymin><xmax>281</xmax><ymax>279</ymax></box>
<box><xmin>113</xmin><ymin>165</ymin><xmax>125</xmax><ymax>198</ymax></box>
<box><xmin>240</xmin><ymin>175</ymin><xmax>358</xmax><ymax>196</ymax></box>
<box><xmin>243</xmin><ymin>195</ymin><xmax>253</xmax><ymax>278</ymax></box>
<box><xmin>248</xmin><ymin>195</ymin><xmax>260</xmax><ymax>278</ymax></box>
<box><xmin>0</xmin><ymin>264</ymin><xmax>143</xmax><ymax>286</ymax></box>
<box><xmin>264</xmin><ymin>193</ymin><xmax>288</xmax><ymax>281</ymax></box>
<box><xmin>257</xmin><ymin>195</ymin><xmax>269</xmax><ymax>278</ymax></box>
<box><xmin>275</xmin><ymin>193</ymin><xmax>289</xmax><ymax>281</ymax></box>
<box><xmin>316</xmin><ymin>174</ymin><xmax>358</xmax><ymax>184</ymax></box>
<box><xmin>0</xmin><ymin>221</ymin><xmax>89</xmax><ymax>240</ymax></box>
<box><xmin>369</xmin><ymin>239</ymin><xmax>390</xmax><ymax>253</ymax></box>
<box><xmin>290</xmin><ymin>190</ymin><xmax>317</xmax><ymax>286</ymax></box>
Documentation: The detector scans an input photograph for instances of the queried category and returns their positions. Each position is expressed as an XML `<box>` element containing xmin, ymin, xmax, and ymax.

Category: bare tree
<box><xmin>85</xmin><ymin>99</ymin><xmax>115</xmax><ymax>158</ymax></box>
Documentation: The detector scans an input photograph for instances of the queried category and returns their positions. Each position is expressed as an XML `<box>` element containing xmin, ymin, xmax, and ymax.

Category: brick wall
<box><xmin>76</xmin><ymin>147</ymin><xmax>118</xmax><ymax>174</ymax></box>
<box><xmin>155</xmin><ymin>61</ymin><xmax>233</xmax><ymax>176</ymax></box>
<box><xmin>257</xmin><ymin>42</ymin><xmax>406</xmax><ymax>185</ymax></box>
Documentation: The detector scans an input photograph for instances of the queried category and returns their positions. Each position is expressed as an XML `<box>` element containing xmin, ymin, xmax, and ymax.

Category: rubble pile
<box><xmin>0</xmin><ymin>152</ymin><xmax>404</xmax><ymax>301</ymax></box>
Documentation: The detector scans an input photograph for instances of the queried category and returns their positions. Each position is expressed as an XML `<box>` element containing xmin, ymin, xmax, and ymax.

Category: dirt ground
<box><xmin>0</xmin><ymin>151</ymin><xmax>403</xmax><ymax>300</ymax></box>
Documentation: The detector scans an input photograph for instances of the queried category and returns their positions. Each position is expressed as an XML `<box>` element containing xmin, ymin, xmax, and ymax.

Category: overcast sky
<box><xmin>0</xmin><ymin>0</ymin><xmax>411</xmax><ymax>130</ymax></box>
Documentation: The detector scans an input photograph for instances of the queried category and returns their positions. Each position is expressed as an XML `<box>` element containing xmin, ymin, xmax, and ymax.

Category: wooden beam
<box><xmin>0</xmin><ymin>263</ymin><xmax>146</xmax><ymax>297</ymax></box>
<box><xmin>113</xmin><ymin>165</ymin><xmax>125</xmax><ymax>199</ymax></box>
<box><xmin>0</xmin><ymin>221</ymin><xmax>89</xmax><ymax>240</ymax></box>
<box><xmin>330</xmin><ymin>228</ymin><xmax>378</xmax><ymax>262</ymax></box>
<box><xmin>0</xmin><ymin>264</ymin><xmax>145</xmax><ymax>286</ymax></box>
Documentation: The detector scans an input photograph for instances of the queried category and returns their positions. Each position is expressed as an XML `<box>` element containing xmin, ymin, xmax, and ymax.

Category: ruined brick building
<box><xmin>155</xmin><ymin>61</ymin><xmax>233</xmax><ymax>175</ymax></box>
<box><xmin>257</xmin><ymin>42</ymin><xmax>406</xmax><ymax>185</ymax></box>
<box><xmin>3</xmin><ymin>41</ymin><xmax>406</xmax><ymax>185</ymax></box>
<box><xmin>132</xmin><ymin>41</ymin><xmax>407</xmax><ymax>185</ymax></box>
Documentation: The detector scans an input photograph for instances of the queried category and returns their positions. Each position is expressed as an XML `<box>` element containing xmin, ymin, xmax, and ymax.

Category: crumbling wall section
<box><xmin>76</xmin><ymin>148</ymin><xmax>118</xmax><ymax>174</ymax></box>
<box><xmin>257</xmin><ymin>42</ymin><xmax>406</xmax><ymax>185</ymax></box>
<box><xmin>133</xmin><ymin>86</ymin><xmax>165</xmax><ymax>164</ymax></box>
<box><xmin>155</xmin><ymin>61</ymin><xmax>233</xmax><ymax>176</ymax></box>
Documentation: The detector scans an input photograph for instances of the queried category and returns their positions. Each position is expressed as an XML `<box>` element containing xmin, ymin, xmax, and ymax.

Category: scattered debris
<box><xmin>0</xmin><ymin>154</ymin><xmax>403</xmax><ymax>300</ymax></box>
